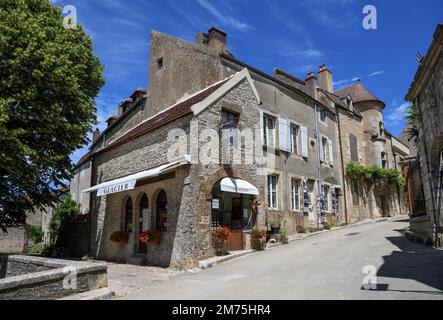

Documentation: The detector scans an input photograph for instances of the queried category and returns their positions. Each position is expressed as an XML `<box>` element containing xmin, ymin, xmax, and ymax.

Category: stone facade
<box><xmin>70</xmin><ymin>27</ymin><xmax>409</xmax><ymax>268</ymax></box>
<box><xmin>405</xmin><ymin>24</ymin><xmax>443</xmax><ymax>243</ymax></box>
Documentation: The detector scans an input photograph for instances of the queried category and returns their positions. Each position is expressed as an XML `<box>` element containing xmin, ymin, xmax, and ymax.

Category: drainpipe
<box><xmin>314</xmin><ymin>102</ymin><xmax>323</xmax><ymax>229</ymax></box>
<box><xmin>335</xmin><ymin>106</ymin><xmax>349</xmax><ymax>225</ymax></box>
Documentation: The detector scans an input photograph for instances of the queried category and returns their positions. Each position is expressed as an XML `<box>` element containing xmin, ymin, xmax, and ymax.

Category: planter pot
<box><xmin>212</xmin><ymin>239</ymin><xmax>227</xmax><ymax>256</ymax></box>
<box><xmin>271</xmin><ymin>227</ymin><xmax>281</xmax><ymax>235</ymax></box>
<box><xmin>250</xmin><ymin>238</ymin><xmax>265</xmax><ymax>251</ymax></box>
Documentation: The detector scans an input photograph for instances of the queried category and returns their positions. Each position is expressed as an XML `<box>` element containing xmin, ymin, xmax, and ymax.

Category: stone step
<box><xmin>59</xmin><ymin>287</ymin><xmax>114</xmax><ymax>300</ymax></box>
<box><xmin>126</xmin><ymin>255</ymin><xmax>147</xmax><ymax>266</ymax></box>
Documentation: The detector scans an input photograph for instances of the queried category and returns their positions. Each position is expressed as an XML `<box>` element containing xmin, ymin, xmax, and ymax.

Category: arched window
<box><xmin>124</xmin><ymin>197</ymin><xmax>133</xmax><ymax>233</ymax></box>
<box><xmin>138</xmin><ymin>194</ymin><xmax>149</xmax><ymax>253</ymax></box>
<box><xmin>156</xmin><ymin>190</ymin><xmax>168</xmax><ymax>232</ymax></box>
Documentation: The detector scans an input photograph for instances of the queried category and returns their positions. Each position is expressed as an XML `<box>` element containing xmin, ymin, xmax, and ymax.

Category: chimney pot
<box><xmin>93</xmin><ymin>128</ymin><xmax>100</xmax><ymax>143</ymax></box>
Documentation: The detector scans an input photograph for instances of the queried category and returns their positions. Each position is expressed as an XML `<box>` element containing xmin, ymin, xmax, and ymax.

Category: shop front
<box><xmin>211</xmin><ymin>177</ymin><xmax>259</xmax><ymax>251</ymax></box>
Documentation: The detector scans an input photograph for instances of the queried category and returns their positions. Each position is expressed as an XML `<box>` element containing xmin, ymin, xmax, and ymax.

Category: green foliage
<box><xmin>49</xmin><ymin>194</ymin><xmax>79</xmax><ymax>244</ymax></box>
<box><xmin>31</xmin><ymin>242</ymin><xmax>43</xmax><ymax>254</ymax></box>
<box><xmin>323</xmin><ymin>221</ymin><xmax>331</xmax><ymax>230</ymax></box>
<box><xmin>296</xmin><ymin>224</ymin><xmax>306</xmax><ymax>234</ymax></box>
<box><xmin>279</xmin><ymin>230</ymin><xmax>288</xmax><ymax>244</ymax></box>
<box><xmin>81</xmin><ymin>255</ymin><xmax>92</xmax><ymax>262</ymax></box>
<box><xmin>308</xmin><ymin>227</ymin><xmax>320</xmax><ymax>233</ymax></box>
<box><xmin>345</xmin><ymin>162</ymin><xmax>405</xmax><ymax>188</ymax></box>
<box><xmin>0</xmin><ymin>0</ymin><xmax>104</xmax><ymax>230</ymax></box>
<box><xmin>28</xmin><ymin>225</ymin><xmax>43</xmax><ymax>244</ymax></box>
<box><xmin>404</xmin><ymin>104</ymin><xmax>419</xmax><ymax>143</ymax></box>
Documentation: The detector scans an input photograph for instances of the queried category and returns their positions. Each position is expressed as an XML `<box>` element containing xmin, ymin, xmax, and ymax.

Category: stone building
<box><xmin>317</xmin><ymin>72</ymin><xmax>409</xmax><ymax>223</ymax></box>
<box><xmin>72</xmin><ymin>27</ymin><xmax>346</xmax><ymax>267</ymax></box>
<box><xmin>405</xmin><ymin>24</ymin><xmax>443</xmax><ymax>245</ymax></box>
<box><xmin>71</xmin><ymin>27</ymin><xmax>407</xmax><ymax>267</ymax></box>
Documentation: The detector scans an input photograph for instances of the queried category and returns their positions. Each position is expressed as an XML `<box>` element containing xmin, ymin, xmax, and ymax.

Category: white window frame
<box><xmin>290</xmin><ymin>123</ymin><xmax>299</xmax><ymax>154</ymax></box>
<box><xmin>263</xmin><ymin>114</ymin><xmax>276</xmax><ymax>148</ymax></box>
<box><xmin>321</xmin><ymin>136</ymin><xmax>329</xmax><ymax>163</ymax></box>
<box><xmin>267</xmin><ymin>174</ymin><xmax>279</xmax><ymax>209</ymax></box>
<box><xmin>291</xmin><ymin>178</ymin><xmax>301</xmax><ymax>212</ymax></box>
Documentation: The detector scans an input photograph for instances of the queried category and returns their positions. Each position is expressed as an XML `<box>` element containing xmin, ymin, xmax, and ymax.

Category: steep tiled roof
<box><xmin>96</xmin><ymin>78</ymin><xmax>230</xmax><ymax>154</ymax></box>
<box><xmin>335</xmin><ymin>83</ymin><xmax>385</xmax><ymax>108</ymax></box>
<box><xmin>318</xmin><ymin>88</ymin><xmax>363</xmax><ymax>118</ymax></box>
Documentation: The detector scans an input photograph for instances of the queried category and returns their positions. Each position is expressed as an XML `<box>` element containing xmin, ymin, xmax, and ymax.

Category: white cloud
<box><xmin>386</xmin><ymin>102</ymin><xmax>410</xmax><ymax>122</ymax></box>
<box><xmin>333</xmin><ymin>70</ymin><xmax>385</xmax><ymax>89</ymax></box>
<box><xmin>196</xmin><ymin>0</ymin><xmax>252</xmax><ymax>32</ymax></box>
<box><xmin>368</xmin><ymin>70</ymin><xmax>385</xmax><ymax>77</ymax></box>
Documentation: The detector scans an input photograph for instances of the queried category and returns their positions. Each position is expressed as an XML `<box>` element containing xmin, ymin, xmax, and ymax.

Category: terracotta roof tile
<box><xmin>97</xmin><ymin>78</ymin><xmax>229</xmax><ymax>154</ymax></box>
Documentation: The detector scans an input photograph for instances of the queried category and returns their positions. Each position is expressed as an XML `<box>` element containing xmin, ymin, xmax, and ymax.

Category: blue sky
<box><xmin>51</xmin><ymin>0</ymin><xmax>443</xmax><ymax>163</ymax></box>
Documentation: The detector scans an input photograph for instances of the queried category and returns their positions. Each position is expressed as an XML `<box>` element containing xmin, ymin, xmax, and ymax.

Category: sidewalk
<box><xmin>197</xmin><ymin>215</ymin><xmax>408</xmax><ymax>269</ymax></box>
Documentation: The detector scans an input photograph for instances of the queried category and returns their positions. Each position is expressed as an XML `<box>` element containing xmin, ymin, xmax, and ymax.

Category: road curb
<box><xmin>198</xmin><ymin>250</ymin><xmax>254</xmax><ymax>269</ymax></box>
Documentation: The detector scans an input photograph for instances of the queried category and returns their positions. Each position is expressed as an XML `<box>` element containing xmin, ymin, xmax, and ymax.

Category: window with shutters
<box><xmin>263</xmin><ymin>114</ymin><xmax>276</xmax><ymax>147</ymax></box>
<box><xmin>291</xmin><ymin>178</ymin><xmax>301</xmax><ymax>212</ymax></box>
<box><xmin>351</xmin><ymin>179</ymin><xmax>359</xmax><ymax>205</ymax></box>
<box><xmin>290</xmin><ymin>124</ymin><xmax>299</xmax><ymax>154</ymax></box>
<box><xmin>221</xmin><ymin>110</ymin><xmax>239</xmax><ymax>146</ymax></box>
<box><xmin>349</xmin><ymin>134</ymin><xmax>359</xmax><ymax>162</ymax></box>
<box><xmin>267</xmin><ymin>175</ymin><xmax>278</xmax><ymax>209</ymax></box>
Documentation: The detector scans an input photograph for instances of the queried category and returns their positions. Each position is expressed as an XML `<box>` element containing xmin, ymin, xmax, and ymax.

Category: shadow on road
<box><xmin>373</xmin><ymin>231</ymin><xmax>443</xmax><ymax>295</ymax></box>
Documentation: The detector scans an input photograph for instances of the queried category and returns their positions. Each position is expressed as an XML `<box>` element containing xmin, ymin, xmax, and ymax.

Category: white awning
<box><xmin>220</xmin><ymin>177</ymin><xmax>259</xmax><ymax>196</ymax></box>
<box><xmin>82</xmin><ymin>155</ymin><xmax>191</xmax><ymax>197</ymax></box>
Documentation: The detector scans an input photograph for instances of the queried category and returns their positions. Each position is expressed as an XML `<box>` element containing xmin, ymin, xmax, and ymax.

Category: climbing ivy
<box><xmin>346</xmin><ymin>162</ymin><xmax>405</xmax><ymax>188</ymax></box>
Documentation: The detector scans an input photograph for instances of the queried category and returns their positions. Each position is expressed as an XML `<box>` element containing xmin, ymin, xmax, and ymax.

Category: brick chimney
<box><xmin>305</xmin><ymin>72</ymin><xmax>318</xmax><ymax>100</ymax></box>
<box><xmin>318</xmin><ymin>64</ymin><xmax>333</xmax><ymax>93</ymax></box>
<box><xmin>195</xmin><ymin>27</ymin><xmax>228</xmax><ymax>54</ymax></box>
<box><xmin>92</xmin><ymin>128</ymin><xmax>100</xmax><ymax>143</ymax></box>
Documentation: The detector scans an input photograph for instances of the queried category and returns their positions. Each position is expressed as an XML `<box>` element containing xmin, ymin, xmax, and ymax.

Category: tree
<box><xmin>0</xmin><ymin>0</ymin><xmax>105</xmax><ymax>231</ymax></box>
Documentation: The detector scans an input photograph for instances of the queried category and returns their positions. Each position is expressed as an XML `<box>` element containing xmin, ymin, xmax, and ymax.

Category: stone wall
<box><xmin>146</xmin><ymin>30</ymin><xmax>222</xmax><ymax>118</ymax></box>
<box><xmin>0</xmin><ymin>227</ymin><xmax>27</xmax><ymax>254</ymax></box>
<box><xmin>0</xmin><ymin>255</ymin><xmax>108</xmax><ymax>300</ymax></box>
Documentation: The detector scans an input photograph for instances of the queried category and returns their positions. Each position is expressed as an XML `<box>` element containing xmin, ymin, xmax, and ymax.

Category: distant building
<box><xmin>405</xmin><ymin>24</ymin><xmax>443</xmax><ymax>245</ymax></box>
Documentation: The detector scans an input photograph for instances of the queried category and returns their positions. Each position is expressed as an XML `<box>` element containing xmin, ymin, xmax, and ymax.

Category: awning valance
<box><xmin>220</xmin><ymin>178</ymin><xmax>259</xmax><ymax>196</ymax></box>
<box><xmin>82</xmin><ymin>155</ymin><xmax>191</xmax><ymax>197</ymax></box>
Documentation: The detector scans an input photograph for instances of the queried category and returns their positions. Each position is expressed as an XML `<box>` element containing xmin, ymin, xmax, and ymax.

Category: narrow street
<box><xmin>122</xmin><ymin>217</ymin><xmax>443</xmax><ymax>300</ymax></box>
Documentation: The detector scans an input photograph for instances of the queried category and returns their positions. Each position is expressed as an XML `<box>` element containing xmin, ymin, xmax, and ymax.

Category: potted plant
<box><xmin>250</xmin><ymin>228</ymin><xmax>266</xmax><ymax>251</ymax></box>
<box><xmin>139</xmin><ymin>230</ymin><xmax>162</xmax><ymax>246</ymax></box>
<box><xmin>110</xmin><ymin>231</ymin><xmax>129</xmax><ymax>244</ymax></box>
<box><xmin>209</xmin><ymin>227</ymin><xmax>231</xmax><ymax>256</ymax></box>
<box><xmin>270</xmin><ymin>218</ymin><xmax>282</xmax><ymax>235</ymax></box>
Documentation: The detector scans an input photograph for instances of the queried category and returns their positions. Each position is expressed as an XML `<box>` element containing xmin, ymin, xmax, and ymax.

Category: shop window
<box><xmin>156</xmin><ymin>190</ymin><xmax>168</xmax><ymax>232</ymax></box>
<box><xmin>124</xmin><ymin>197</ymin><xmax>133</xmax><ymax>233</ymax></box>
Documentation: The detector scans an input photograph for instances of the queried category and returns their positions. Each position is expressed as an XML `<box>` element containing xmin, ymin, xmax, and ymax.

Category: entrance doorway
<box><xmin>211</xmin><ymin>178</ymin><xmax>258</xmax><ymax>251</ymax></box>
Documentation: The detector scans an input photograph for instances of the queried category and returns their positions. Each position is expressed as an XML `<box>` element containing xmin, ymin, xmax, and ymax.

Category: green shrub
<box><xmin>50</xmin><ymin>194</ymin><xmax>80</xmax><ymax>245</ymax></box>
<box><xmin>28</xmin><ymin>225</ymin><xmax>43</xmax><ymax>244</ymax></box>
<box><xmin>323</xmin><ymin>222</ymin><xmax>331</xmax><ymax>230</ymax></box>
<box><xmin>308</xmin><ymin>227</ymin><xmax>319</xmax><ymax>233</ymax></box>
<box><xmin>31</xmin><ymin>242</ymin><xmax>43</xmax><ymax>254</ymax></box>
<box><xmin>279</xmin><ymin>231</ymin><xmax>289</xmax><ymax>244</ymax></box>
<box><xmin>81</xmin><ymin>255</ymin><xmax>92</xmax><ymax>262</ymax></box>
<box><xmin>296</xmin><ymin>224</ymin><xmax>306</xmax><ymax>234</ymax></box>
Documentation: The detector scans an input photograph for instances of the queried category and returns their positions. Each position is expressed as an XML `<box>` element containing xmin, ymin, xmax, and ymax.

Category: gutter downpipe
<box><xmin>314</xmin><ymin>101</ymin><xmax>324</xmax><ymax>229</ymax></box>
<box><xmin>335</xmin><ymin>106</ymin><xmax>349</xmax><ymax>225</ymax></box>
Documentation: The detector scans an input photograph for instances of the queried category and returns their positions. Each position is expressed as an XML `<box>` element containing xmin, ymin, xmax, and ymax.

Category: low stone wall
<box><xmin>0</xmin><ymin>255</ymin><xmax>108</xmax><ymax>300</ymax></box>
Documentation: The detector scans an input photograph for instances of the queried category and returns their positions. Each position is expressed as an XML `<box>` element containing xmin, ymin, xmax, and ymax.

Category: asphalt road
<box><xmin>123</xmin><ymin>217</ymin><xmax>443</xmax><ymax>300</ymax></box>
